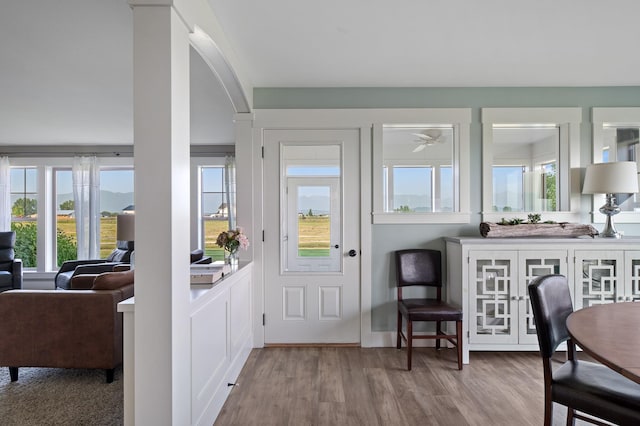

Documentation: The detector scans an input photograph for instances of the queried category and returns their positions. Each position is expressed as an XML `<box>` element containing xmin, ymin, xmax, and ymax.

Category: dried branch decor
<box><xmin>480</xmin><ymin>215</ymin><xmax>598</xmax><ymax>238</ymax></box>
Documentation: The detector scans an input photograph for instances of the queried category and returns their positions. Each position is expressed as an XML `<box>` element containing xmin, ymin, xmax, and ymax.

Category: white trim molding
<box><xmin>591</xmin><ymin>107</ymin><xmax>640</xmax><ymax>224</ymax></box>
<box><xmin>481</xmin><ymin>107</ymin><xmax>582</xmax><ymax>223</ymax></box>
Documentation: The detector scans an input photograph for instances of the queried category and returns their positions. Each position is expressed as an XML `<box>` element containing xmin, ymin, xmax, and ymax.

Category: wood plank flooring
<box><xmin>215</xmin><ymin>347</ymin><xmax>595</xmax><ymax>426</ymax></box>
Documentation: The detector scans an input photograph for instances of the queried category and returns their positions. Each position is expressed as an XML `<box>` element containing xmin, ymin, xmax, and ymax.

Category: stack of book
<box><xmin>190</xmin><ymin>262</ymin><xmax>231</xmax><ymax>286</ymax></box>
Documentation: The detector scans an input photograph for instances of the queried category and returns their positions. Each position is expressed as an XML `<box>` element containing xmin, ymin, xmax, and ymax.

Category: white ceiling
<box><xmin>208</xmin><ymin>0</ymin><xmax>640</xmax><ymax>87</ymax></box>
<box><xmin>0</xmin><ymin>0</ymin><xmax>234</xmax><ymax>146</ymax></box>
<box><xmin>1</xmin><ymin>0</ymin><xmax>639</xmax><ymax>146</ymax></box>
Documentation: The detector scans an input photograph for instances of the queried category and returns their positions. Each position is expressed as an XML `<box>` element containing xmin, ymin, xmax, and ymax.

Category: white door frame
<box><xmin>251</xmin><ymin>110</ymin><xmax>373</xmax><ymax>347</ymax></box>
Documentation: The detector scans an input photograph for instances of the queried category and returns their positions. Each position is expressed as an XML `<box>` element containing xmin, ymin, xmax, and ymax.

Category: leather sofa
<box><xmin>0</xmin><ymin>269</ymin><xmax>134</xmax><ymax>383</ymax></box>
<box><xmin>0</xmin><ymin>231</ymin><xmax>22</xmax><ymax>293</ymax></box>
<box><xmin>54</xmin><ymin>241</ymin><xmax>134</xmax><ymax>290</ymax></box>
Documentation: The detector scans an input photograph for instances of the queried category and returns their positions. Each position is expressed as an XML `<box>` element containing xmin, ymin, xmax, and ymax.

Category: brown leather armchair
<box><xmin>0</xmin><ymin>269</ymin><xmax>134</xmax><ymax>383</ymax></box>
<box><xmin>54</xmin><ymin>241</ymin><xmax>134</xmax><ymax>290</ymax></box>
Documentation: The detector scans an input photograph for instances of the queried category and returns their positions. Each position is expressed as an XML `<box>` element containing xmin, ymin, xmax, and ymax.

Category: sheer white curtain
<box><xmin>73</xmin><ymin>156</ymin><xmax>100</xmax><ymax>259</ymax></box>
<box><xmin>224</xmin><ymin>155</ymin><xmax>237</xmax><ymax>230</ymax></box>
<box><xmin>0</xmin><ymin>157</ymin><xmax>10</xmax><ymax>231</ymax></box>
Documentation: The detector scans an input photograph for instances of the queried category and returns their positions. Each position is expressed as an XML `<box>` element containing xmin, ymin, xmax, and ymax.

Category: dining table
<box><xmin>566</xmin><ymin>302</ymin><xmax>640</xmax><ymax>384</ymax></box>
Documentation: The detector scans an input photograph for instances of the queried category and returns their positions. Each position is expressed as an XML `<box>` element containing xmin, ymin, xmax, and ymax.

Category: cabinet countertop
<box><xmin>445</xmin><ymin>236</ymin><xmax>640</xmax><ymax>244</ymax></box>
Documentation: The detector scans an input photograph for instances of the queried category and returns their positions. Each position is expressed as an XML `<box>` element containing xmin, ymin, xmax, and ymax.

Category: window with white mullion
<box><xmin>372</xmin><ymin>108</ymin><xmax>471</xmax><ymax>224</ymax></box>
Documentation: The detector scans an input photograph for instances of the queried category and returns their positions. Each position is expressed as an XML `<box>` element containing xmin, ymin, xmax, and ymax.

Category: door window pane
<box><xmin>297</xmin><ymin>185</ymin><xmax>331</xmax><ymax>257</ymax></box>
<box><xmin>282</xmin><ymin>144</ymin><xmax>341</xmax><ymax>273</ymax></box>
<box><xmin>11</xmin><ymin>167</ymin><xmax>38</xmax><ymax>268</ymax></box>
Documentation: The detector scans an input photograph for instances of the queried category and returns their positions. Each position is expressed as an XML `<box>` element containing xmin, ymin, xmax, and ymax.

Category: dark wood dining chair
<box><xmin>528</xmin><ymin>274</ymin><xmax>640</xmax><ymax>426</ymax></box>
<box><xmin>395</xmin><ymin>249</ymin><xmax>462</xmax><ymax>371</ymax></box>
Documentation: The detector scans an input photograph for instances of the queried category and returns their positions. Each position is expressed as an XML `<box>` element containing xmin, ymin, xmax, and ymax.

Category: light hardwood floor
<box><xmin>215</xmin><ymin>347</ymin><xmax>593</xmax><ymax>426</ymax></box>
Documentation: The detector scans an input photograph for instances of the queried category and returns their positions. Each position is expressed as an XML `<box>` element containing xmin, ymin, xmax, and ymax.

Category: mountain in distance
<box><xmin>297</xmin><ymin>195</ymin><xmax>330</xmax><ymax>215</ymax></box>
<box><xmin>57</xmin><ymin>191</ymin><xmax>134</xmax><ymax>214</ymax></box>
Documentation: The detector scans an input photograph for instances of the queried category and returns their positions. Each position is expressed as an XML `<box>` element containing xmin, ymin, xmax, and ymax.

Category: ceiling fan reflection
<box><xmin>411</xmin><ymin>130</ymin><xmax>444</xmax><ymax>152</ymax></box>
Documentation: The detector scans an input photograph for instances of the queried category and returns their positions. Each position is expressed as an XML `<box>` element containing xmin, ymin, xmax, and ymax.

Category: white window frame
<box><xmin>9</xmin><ymin>157</ymin><xmax>133</xmax><ymax>273</ymax></box>
<box><xmin>592</xmin><ymin>107</ymin><xmax>640</xmax><ymax>224</ymax></box>
<box><xmin>372</xmin><ymin>108</ymin><xmax>471</xmax><ymax>224</ymax></box>
<box><xmin>481</xmin><ymin>107</ymin><xmax>582</xmax><ymax>223</ymax></box>
<box><xmin>190</xmin><ymin>157</ymin><xmax>227</xmax><ymax>252</ymax></box>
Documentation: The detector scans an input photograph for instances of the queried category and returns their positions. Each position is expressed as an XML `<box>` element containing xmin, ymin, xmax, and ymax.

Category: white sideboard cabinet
<box><xmin>445</xmin><ymin>237</ymin><xmax>640</xmax><ymax>364</ymax></box>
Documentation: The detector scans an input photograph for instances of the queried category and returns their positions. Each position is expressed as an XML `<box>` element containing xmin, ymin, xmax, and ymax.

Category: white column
<box><xmin>235</xmin><ymin>113</ymin><xmax>263</xmax><ymax>346</ymax></box>
<box><xmin>130</xmin><ymin>2</ymin><xmax>191</xmax><ymax>425</ymax></box>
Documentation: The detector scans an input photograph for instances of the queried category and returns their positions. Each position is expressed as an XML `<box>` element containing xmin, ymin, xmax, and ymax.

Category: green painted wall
<box><xmin>254</xmin><ymin>86</ymin><xmax>640</xmax><ymax>331</ymax></box>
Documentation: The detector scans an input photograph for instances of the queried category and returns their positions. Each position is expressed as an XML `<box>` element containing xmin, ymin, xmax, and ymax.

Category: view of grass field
<box><xmin>204</xmin><ymin>216</ymin><xmax>331</xmax><ymax>259</ymax></box>
<box><xmin>57</xmin><ymin>217</ymin><xmax>118</xmax><ymax>259</ymax></box>
<box><xmin>297</xmin><ymin>215</ymin><xmax>330</xmax><ymax>257</ymax></box>
<box><xmin>204</xmin><ymin>219</ymin><xmax>232</xmax><ymax>261</ymax></box>
<box><xmin>55</xmin><ymin>215</ymin><xmax>331</xmax><ymax>262</ymax></box>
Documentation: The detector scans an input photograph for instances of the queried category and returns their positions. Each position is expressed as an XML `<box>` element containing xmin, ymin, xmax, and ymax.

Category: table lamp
<box><xmin>116</xmin><ymin>214</ymin><xmax>135</xmax><ymax>267</ymax></box>
<box><xmin>582</xmin><ymin>161</ymin><xmax>639</xmax><ymax>238</ymax></box>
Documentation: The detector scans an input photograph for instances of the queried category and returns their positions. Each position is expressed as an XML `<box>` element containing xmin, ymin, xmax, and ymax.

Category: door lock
<box><xmin>348</xmin><ymin>249</ymin><xmax>357</xmax><ymax>257</ymax></box>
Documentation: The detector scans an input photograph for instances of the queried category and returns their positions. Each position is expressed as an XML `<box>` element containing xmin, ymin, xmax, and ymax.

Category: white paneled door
<box><xmin>263</xmin><ymin>129</ymin><xmax>361</xmax><ymax>343</ymax></box>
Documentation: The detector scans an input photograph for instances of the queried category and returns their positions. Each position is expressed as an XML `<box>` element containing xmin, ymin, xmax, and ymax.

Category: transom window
<box><xmin>372</xmin><ymin>109</ymin><xmax>471</xmax><ymax>224</ymax></box>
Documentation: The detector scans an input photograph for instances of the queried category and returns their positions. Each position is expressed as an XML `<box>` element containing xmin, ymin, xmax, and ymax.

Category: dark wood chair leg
<box><xmin>435</xmin><ymin>320</ymin><xmax>441</xmax><ymax>349</ymax></box>
<box><xmin>396</xmin><ymin>310</ymin><xmax>402</xmax><ymax>349</ymax></box>
<box><xmin>9</xmin><ymin>367</ymin><xmax>18</xmax><ymax>382</ymax></box>
<box><xmin>566</xmin><ymin>407</ymin><xmax>575</xmax><ymax>426</ymax></box>
<box><xmin>543</xmin><ymin>389</ymin><xmax>553</xmax><ymax>426</ymax></box>
<box><xmin>106</xmin><ymin>368</ymin><xmax>115</xmax><ymax>383</ymax></box>
<box><xmin>407</xmin><ymin>320</ymin><xmax>413</xmax><ymax>370</ymax></box>
<box><xmin>456</xmin><ymin>320</ymin><xmax>463</xmax><ymax>370</ymax></box>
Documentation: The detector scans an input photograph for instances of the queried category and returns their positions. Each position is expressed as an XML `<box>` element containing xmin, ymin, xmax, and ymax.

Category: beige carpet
<box><xmin>0</xmin><ymin>366</ymin><xmax>123</xmax><ymax>425</ymax></box>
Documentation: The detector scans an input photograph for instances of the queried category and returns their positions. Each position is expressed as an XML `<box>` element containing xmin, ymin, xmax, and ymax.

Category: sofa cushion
<box><xmin>0</xmin><ymin>271</ymin><xmax>12</xmax><ymax>287</ymax></box>
<box><xmin>0</xmin><ymin>259</ymin><xmax>13</xmax><ymax>273</ymax></box>
<box><xmin>106</xmin><ymin>249</ymin><xmax>130</xmax><ymax>263</ymax></box>
<box><xmin>0</xmin><ymin>231</ymin><xmax>15</xmax><ymax>250</ymax></box>
<box><xmin>92</xmin><ymin>270</ymin><xmax>134</xmax><ymax>290</ymax></box>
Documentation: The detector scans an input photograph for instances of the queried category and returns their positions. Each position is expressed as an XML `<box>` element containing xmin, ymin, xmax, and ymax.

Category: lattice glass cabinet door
<box><xmin>518</xmin><ymin>251</ymin><xmax>568</xmax><ymax>345</ymax></box>
<box><xmin>624</xmin><ymin>251</ymin><xmax>640</xmax><ymax>302</ymax></box>
<box><xmin>574</xmin><ymin>251</ymin><xmax>624</xmax><ymax>309</ymax></box>
<box><xmin>469</xmin><ymin>251</ymin><xmax>518</xmax><ymax>344</ymax></box>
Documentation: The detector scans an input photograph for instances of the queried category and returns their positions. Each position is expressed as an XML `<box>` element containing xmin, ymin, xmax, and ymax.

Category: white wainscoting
<box><xmin>118</xmin><ymin>263</ymin><xmax>253</xmax><ymax>426</ymax></box>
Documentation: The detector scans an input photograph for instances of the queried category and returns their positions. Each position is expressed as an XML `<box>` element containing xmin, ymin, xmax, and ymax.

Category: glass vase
<box><xmin>225</xmin><ymin>250</ymin><xmax>239</xmax><ymax>269</ymax></box>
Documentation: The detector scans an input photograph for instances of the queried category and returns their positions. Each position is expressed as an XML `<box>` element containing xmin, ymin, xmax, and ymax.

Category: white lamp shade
<box><xmin>582</xmin><ymin>161</ymin><xmax>639</xmax><ymax>194</ymax></box>
<box><xmin>116</xmin><ymin>214</ymin><xmax>135</xmax><ymax>241</ymax></box>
